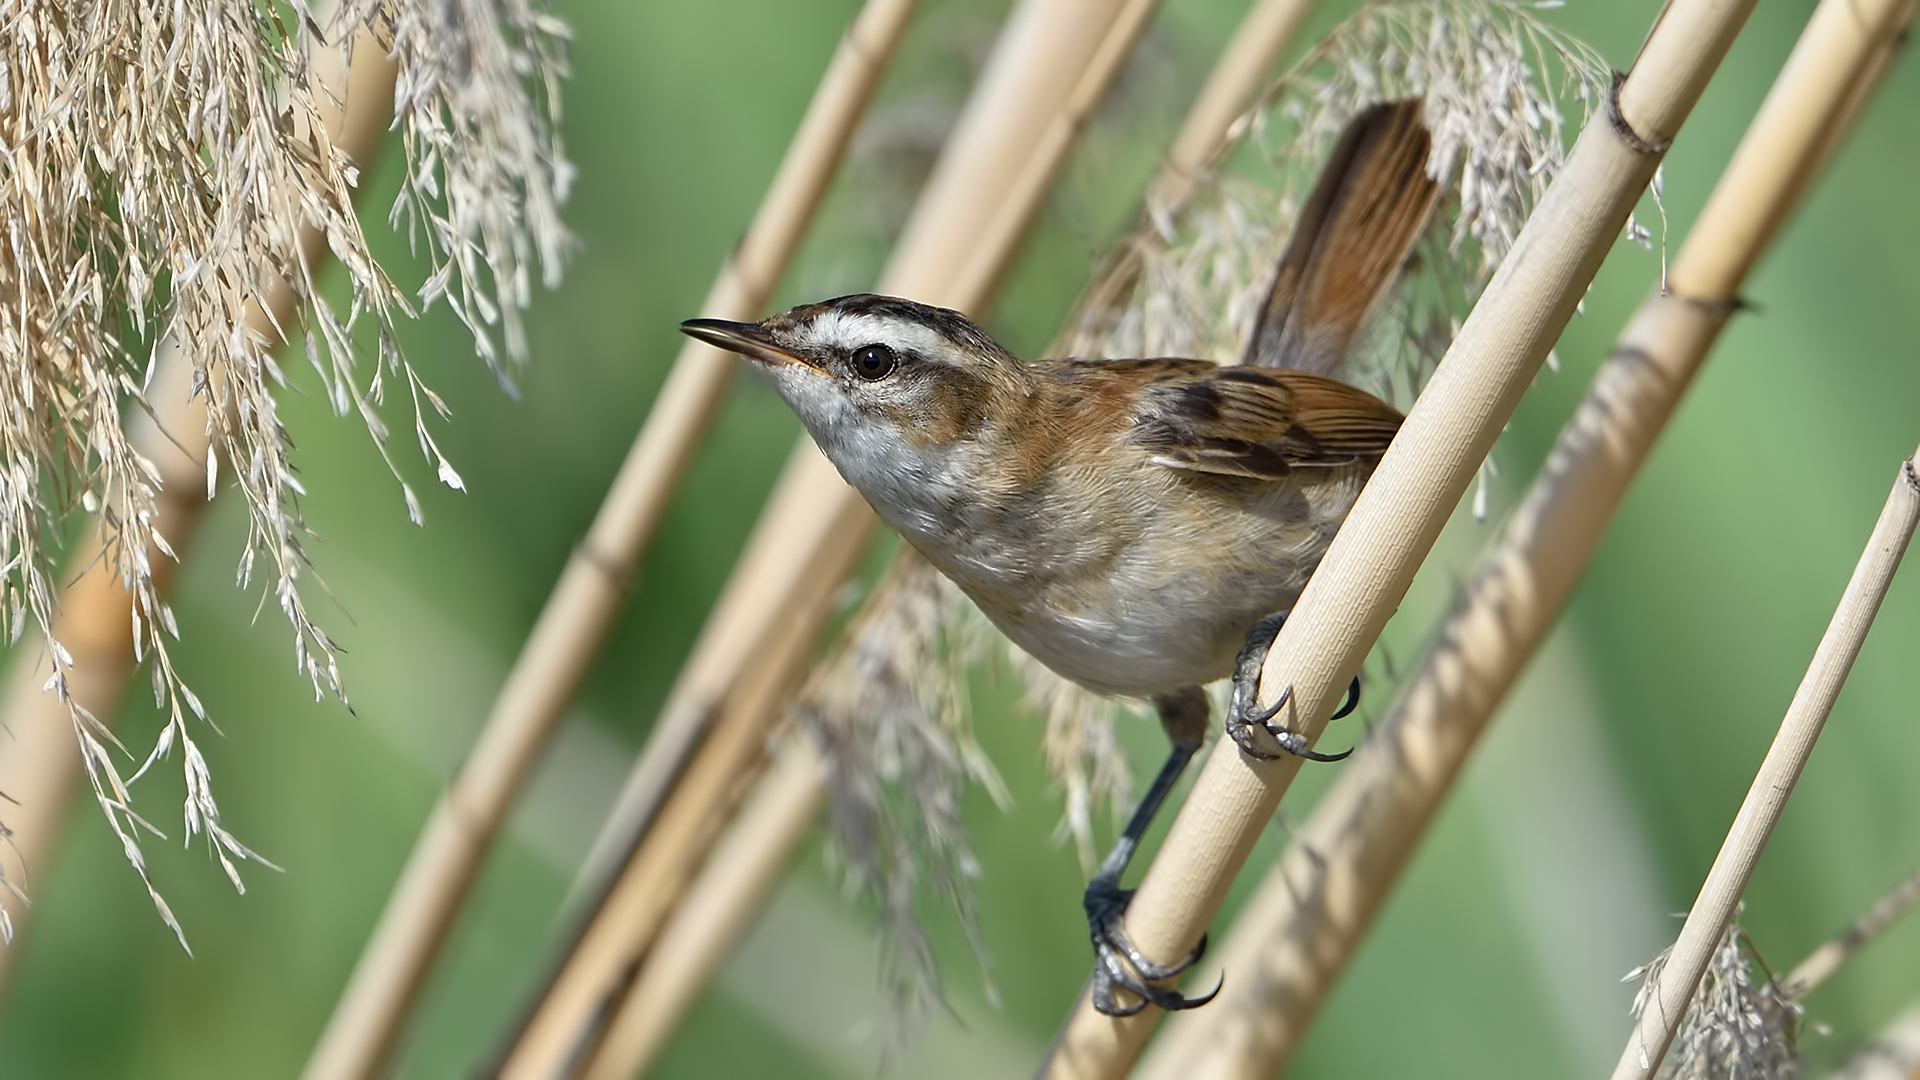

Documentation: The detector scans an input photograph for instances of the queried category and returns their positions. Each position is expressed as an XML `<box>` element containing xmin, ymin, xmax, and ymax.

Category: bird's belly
<box><xmin>968</xmin><ymin>554</ymin><xmax>1310</xmax><ymax>700</ymax></box>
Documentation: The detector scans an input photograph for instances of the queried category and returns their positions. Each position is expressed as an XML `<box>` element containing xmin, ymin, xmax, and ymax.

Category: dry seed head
<box><xmin>1626</xmin><ymin>915</ymin><xmax>1802</xmax><ymax>1080</ymax></box>
<box><xmin>794</xmin><ymin>551</ymin><xmax>1008</xmax><ymax>1045</ymax></box>
<box><xmin>1060</xmin><ymin>0</ymin><xmax>1608</xmax><ymax>406</ymax></box>
<box><xmin>0</xmin><ymin>0</ymin><xmax>569</xmax><ymax>936</ymax></box>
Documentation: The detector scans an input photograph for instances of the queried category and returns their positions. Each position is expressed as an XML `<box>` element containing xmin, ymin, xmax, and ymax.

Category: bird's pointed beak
<box><xmin>680</xmin><ymin>318</ymin><xmax>815</xmax><ymax>370</ymax></box>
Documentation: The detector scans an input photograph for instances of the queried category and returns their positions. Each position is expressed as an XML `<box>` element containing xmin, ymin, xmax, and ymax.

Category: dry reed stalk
<box><xmin>1133</xmin><ymin>1</ymin><xmax>1915</xmax><ymax>1074</ymax></box>
<box><xmin>295</xmin><ymin>3</ymin><xmax>917</xmax><ymax>1078</ymax></box>
<box><xmin>1148</xmin><ymin>0</ymin><xmax>1313</xmax><ymax>214</ymax></box>
<box><xmin>489</xmin><ymin>0</ymin><xmax>1157</xmax><ymax>1073</ymax></box>
<box><xmin>493</xmin><ymin>482</ymin><xmax>872</xmax><ymax>1077</ymax></box>
<box><xmin>1038</xmin><ymin>0</ymin><xmax>1760</xmax><ymax>1073</ymax></box>
<box><xmin>577</xmin><ymin>738</ymin><xmax>828</xmax><ymax>1079</ymax></box>
<box><xmin>1614</xmin><ymin>444</ymin><xmax>1920</xmax><ymax>1079</ymax></box>
<box><xmin>0</xmin><ymin>25</ymin><xmax>399</xmax><ymax>988</ymax></box>
<box><xmin>1064</xmin><ymin>0</ymin><xmax>1314</xmax><ymax>331</ymax></box>
<box><xmin>1781</xmin><ymin>863</ymin><xmax>1920</xmax><ymax>1001</ymax></box>
<box><xmin>558</xmin><ymin>2</ymin><xmax>1328</xmax><ymax>1070</ymax></box>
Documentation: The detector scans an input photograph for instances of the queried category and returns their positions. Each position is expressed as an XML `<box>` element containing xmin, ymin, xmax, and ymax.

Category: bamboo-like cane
<box><xmin>1134</xmin><ymin>2</ymin><xmax>1915</xmax><ymax>1076</ymax></box>
<box><xmin>555</xmin><ymin>3</ymin><xmax>1324</xmax><ymax>1074</ymax></box>
<box><xmin>0</xmin><ymin>27</ymin><xmax>399</xmax><ymax>998</ymax></box>
<box><xmin>297</xmin><ymin>4</ymin><xmax>918</xmax><ymax>1078</ymax></box>
<box><xmin>1039</xmin><ymin>1</ymin><xmax>1760</xmax><ymax>1075</ymax></box>
<box><xmin>1781</xmin><ymin>863</ymin><xmax>1920</xmax><ymax>1001</ymax></box>
<box><xmin>1614</xmin><ymin>446</ymin><xmax>1920</xmax><ymax>1079</ymax></box>
<box><xmin>576</xmin><ymin>738</ymin><xmax>828</xmax><ymax>1080</ymax></box>
<box><xmin>488</xmin><ymin>2</ymin><xmax>1159</xmax><ymax>1074</ymax></box>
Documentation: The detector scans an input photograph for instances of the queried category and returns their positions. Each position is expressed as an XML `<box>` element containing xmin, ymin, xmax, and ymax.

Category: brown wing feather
<box><xmin>1132</xmin><ymin>365</ymin><xmax>1402</xmax><ymax>481</ymax></box>
<box><xmin>1243</xmin><ymin>99</ymin><xmax>1441</xmax><ymax>376</ymax></box>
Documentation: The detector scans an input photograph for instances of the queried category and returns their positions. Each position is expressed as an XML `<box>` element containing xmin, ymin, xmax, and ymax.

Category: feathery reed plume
<box><xmin>1614</xmin><ymin>443</ymin><xmax>1920</xmax><ymax>1080</ymax></box>
<box><xmin>0</xmin><ymin>0</ymin><xmax>568</xmax><ymax>935</ymax></box>
<box><xmin>1627</xmin><ymin>915</ymin><xmax>1802</xmax><ymax>1080</ymax></box>
<box><xmin>1622</xmin><ymin>861</ymin><xmax>1920</xmax><ymax>1080</ymax></box>
<box><xmin>1136</xmin><ymin>1</ymin><xmax>1913</xmax><ymax>1074</ymax></box>
<box><xmin>794</xmin><ymin>553</ymin><xmax>1006</xmax><ymax>1038</ymax></box>
<box><xmin>1060</xmin><ymin>0</ymin><xmax>1606</xmax><ymax>399</ymax></box>
<box><xmin>487</xmin><ymin>1</ymin><xmax>1162</xmax><ymax>1072</ymax></box>
<box><xmin>299</xmin><ymin>4</ymin><xmax>918</xmax><ymax>1078</ymax></box>
<box><xmin>0</xmin><ymin>12</ymin><xmax>402</xmax><ymax>982</ymax></box>
<box><xmin>1041</xmin><ymin>0</ymin><xmax>1757</xmax><ymax>1072</ymax></box>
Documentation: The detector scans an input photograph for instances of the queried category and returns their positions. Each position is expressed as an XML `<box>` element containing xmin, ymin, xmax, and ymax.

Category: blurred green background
<box><xmin>1</xmin><ymin>0</ymin><xmax>1917</xmax><ymax>1076</ymax></box>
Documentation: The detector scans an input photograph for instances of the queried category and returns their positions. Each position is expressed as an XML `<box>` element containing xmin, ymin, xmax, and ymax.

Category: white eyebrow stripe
<box><xmin>805</xmin><ymin>310</ymin><xmax>953</xmax><ymax>358</ymax></box>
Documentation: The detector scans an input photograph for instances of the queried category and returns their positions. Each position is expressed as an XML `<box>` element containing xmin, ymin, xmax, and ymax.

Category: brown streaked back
<box><xmin>1243</xmin><ymin>99</ymin><xmax>1440</xmax><ymax>376</ymax></box>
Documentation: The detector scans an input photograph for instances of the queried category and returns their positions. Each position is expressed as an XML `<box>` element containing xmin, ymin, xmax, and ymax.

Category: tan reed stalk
<box><xmin>1613</xmin><ymin>440</ymin><xmax>1920</xmax><ymax>1079</ymax></box>
<box><xmin>1134</xmin><ymin>1</ymin><xmax>1916</xmax><ymax>1075</ymax></box>
<box><xmin>493</xmin><ymin>482</ymin><xmax>872</xmax><ymax>1077</ymax></box>
<box><xmin>488</xmin><ymin>1</ymin><xmax>1158</xmax><ymax>1073</ymax></box>
<box><xmin>576</xmin><ymin>738</ymin><xmax>828</xmax><ymax>1079</ymax></box>
<box><xmin>1781</xmin><ymin>863</ymin><xmax>1920</xmax><ymax>1001</ymax></box>
<box><xmin>1039</xmin><ymin>0</ymin><xmax>1761</xmax><ymax>1074</ymax></box>
<box><xmin>297</xmin><ymin>3</ymin><xmax>918</xmax><ymax>1077</ymax></box>
<box><xmin>1147</xmin><ymin>0</ymin><xmax>1312</xmax><ymax>214</ymax></box>
<box><xmin>0</xmin><ymin>27</ymin><xmax>399</xmax><ymax>996</ymax></box>
<box><xmin>556</xmin><ymin>3</ymin><xmax>1327</xmax><ymax>1073</ymax></box>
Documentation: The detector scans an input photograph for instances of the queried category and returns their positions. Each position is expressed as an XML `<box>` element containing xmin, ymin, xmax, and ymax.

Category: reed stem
<box><xmin>0</xmin><ymin>25</ymin><xmax>398</xmax><ymax>999</ymax></box>
<box><xmin>1613</xmin><ymin>442</ymin><xmax>1920</xmax><ymax>1079</ymax></box>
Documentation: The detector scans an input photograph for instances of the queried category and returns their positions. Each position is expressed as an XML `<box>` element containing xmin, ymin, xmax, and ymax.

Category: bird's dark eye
<box><xmin>851</xmin><ymin>343</ymin><xmax>897</xmax><ymax>381</ymax></box>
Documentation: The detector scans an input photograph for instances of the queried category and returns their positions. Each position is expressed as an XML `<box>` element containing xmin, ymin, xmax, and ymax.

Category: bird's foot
<box><xmin>1084</xmin><ymin>875</ymin><xmax>1219</xmax><ymax>1016</ymax></box>
<box><xmin>1224</xmin><ymin>612</ymin><xmax>1360</xmax><ymax>762</ymax></box>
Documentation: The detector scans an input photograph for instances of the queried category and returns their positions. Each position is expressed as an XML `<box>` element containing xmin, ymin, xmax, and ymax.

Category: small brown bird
<box><xmin>683</xmin><ymin>100</ymin><xmax>1438</xmax><ymax>1015</ymax></box>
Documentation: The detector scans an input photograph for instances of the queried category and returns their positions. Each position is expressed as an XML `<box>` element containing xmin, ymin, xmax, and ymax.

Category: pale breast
<box><xmin>906</xmin><ymin>451</ymin><xmax>1371</xmax><ymax>699</ymax></box>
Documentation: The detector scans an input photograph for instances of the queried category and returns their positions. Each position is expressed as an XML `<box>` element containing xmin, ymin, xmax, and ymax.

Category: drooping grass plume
<box><xmin>0</xmin><ymin>0</ymin><xmax>567</xmax><ymax>940</ymax></box>
<box><xmin>1627</xmin><ymin>916</ymin><xmax>1802</xmax><ymax>1080</ymax></box>
<box><xmin>1621</xmin><ymin>860</ymin><xmax>1920</xmax><ymax>1080</ymax></box>
<box><xmin>1060</xmin><ymin>0</ymin><xmax>1607</xmax><ymax>401</ymax></box>
<box><xmin>794</xmin><ymin>553</ymin><xmax>1008</xmax><ymax>1038</ymax></box>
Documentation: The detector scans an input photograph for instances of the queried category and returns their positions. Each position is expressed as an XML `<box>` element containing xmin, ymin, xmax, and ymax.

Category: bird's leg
<box><xmin>1085</xmin><ymin>685</ymin><xmax>1221</xmax><ymax>1016</ymax></box>
<box><xmin>1224</xmin><ymin>611</ymin><xmax>1361</xmax><ymax>762</ymax></box>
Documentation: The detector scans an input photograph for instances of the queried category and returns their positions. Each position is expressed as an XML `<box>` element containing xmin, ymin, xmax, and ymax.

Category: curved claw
<box><xmin>1330</xmin><ymin>675</ymin><xmax>1362</xmax><ymax>720</ymax></box>
<box><xmin>1091</xmin><ymin>944</ymin><xmax>1220</xmax><ymax>1016</ymax></box>
<box><xmin>1090</xmin><ymin>913</ymin><xmax>1218</xmax><ymax>1015</ymax></box>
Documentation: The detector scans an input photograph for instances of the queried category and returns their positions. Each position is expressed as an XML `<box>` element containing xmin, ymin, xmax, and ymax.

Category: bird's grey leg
<box><xmin>1084</xmin><ymin>685</ymin><xmax>1221</xmax><ymax>1016</ymax></box>
<box><xmin>1224</xmin><ymin>611</ymin><xmax>1360</xmax><ymax>762</ymax></box>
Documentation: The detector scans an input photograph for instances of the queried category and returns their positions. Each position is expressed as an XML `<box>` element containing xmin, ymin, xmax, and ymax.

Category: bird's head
<box><xmin>681</xmin><ymin>295</ymin><xmax>1033</xmax><ymax>510</ymax></box>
